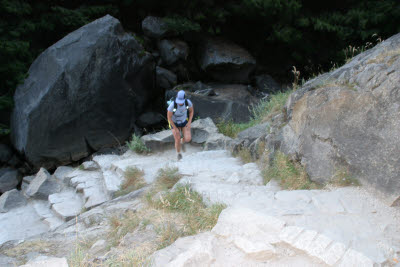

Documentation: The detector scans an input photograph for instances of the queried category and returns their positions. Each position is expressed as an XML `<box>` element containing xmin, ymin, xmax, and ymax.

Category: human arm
<box><xmin>187</xmin><ymin>105</ymin><xmax>194</xmax><ymax>128</ymax></box>
<box><xmin>167</xmin><ymin>110</ymin><xmax>177</xmax><ymax>129</ymax></box>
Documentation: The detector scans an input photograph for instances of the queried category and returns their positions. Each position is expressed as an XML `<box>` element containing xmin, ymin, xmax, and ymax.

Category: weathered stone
<box><xmin>156</xmin><ymin>66</ymin><xmax>177</xmax><ymax>89</ymax></box>
<box><xmin>49</xmin><ymin>190</ymin><xmax>84</xmax><ymax>221</ymax></box>
<box><xmin>198</xmin><ymin>37</ymin><xmax>256</xmax><ymax>83</ymax></box>
<box><xmin>53</xmin><ymin>166</ymin><xmax>74</xmax><ymax>182</ymax></box>
<box><xmin>20</xmin><ymin>256</ymin><xmax>68</xmax><ymax>267</ymax></box>
<box><xmin>0</xmin><ymin>189</ymin><xmax>27</xmax><ymax>213</ymax></box>
<box><xmin>158</xmin><ymin>39</ymin><xmax>189</xmax><ymax>65</ymax></box>
<box><xmin>11</xmin><ymin>15</ymin><xmax>158</xmax><ymax>168</ymax></box>
<box><xmin>279</xmin><ymin>33</ymin><xmax>400</xmax><ymax>200</ymax></box>
<box><xmin>142</xmin><ymin>16</ymin><xmax>169</xmax><ymax>39</ymax></box>
<box><xmin>0</xmin><ymin>144</ymin><xmax>13</xmax><ymax>163</ymax></box>
<box><xmin>81</xmin><ymin>161</ymin><xmax>99</xmax><ymax>171</ymax></box>
<box><xmin>339</xmin><ymin>249</ymin><xmax>375</xmax><ymax>267</ymax></box>
<box><xmin>237</xmin><ymin>122</ymin><xmax>269</xmax><ymax>144</ymax></box>
<box><xmin>0</xmin><ymin>168</ymin><xmax>20</xmax><ymax>193</ymax></box>
<box><xmin>25</xmin><ymin>168</ymin><xmax>61</xmax><ymax>199</ymax></box>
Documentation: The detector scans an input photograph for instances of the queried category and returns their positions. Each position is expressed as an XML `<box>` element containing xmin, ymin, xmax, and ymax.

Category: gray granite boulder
<box><xmin>11</xmin><ymin>15</ymin><xmax>158</xmax><ymax>169</ymax></box>
<box><xmin>0</xmin><ymin>189</ymin><xmax>27</xmax><ymax>213</ymax></box>
<box><xmin>158</xmin><ymin>39</ymin><xmax>189</xmax><ymax>65</ymax></box>
<box><xmin>0</xmin><ymin>168</ymin><xmax>20</xmax><ymax>193</ymax></box>
<box><xmin>198</xmin><ymin>38</ymin><xmax>256</xmax><ymax>83</ymax></box>
<box><xmin>279</xmin><ymin>33</ymin><xmax>400</xmax><ymax>204</ymax></box>
<box><xmin>25</xmin><ymin>168</ymin><xmax>61</xmax><ymax>199</ymax></box>
<box><xmin>142</xmin><ymin>16</ymin><xmax>169</xmax><ymax>39</ymax></box>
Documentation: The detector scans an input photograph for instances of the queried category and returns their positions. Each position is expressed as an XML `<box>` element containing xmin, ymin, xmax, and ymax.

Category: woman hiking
<box><xmin>167</xmin><ymin>90</ymin><xmax>194</xmax><ymax>160</ymax></box>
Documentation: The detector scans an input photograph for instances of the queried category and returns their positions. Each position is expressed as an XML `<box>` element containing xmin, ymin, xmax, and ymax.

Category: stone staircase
<box><xmin>1</xmin><ymin>145</ymin><xmax>399</xmax><ymax>267</ymax></box>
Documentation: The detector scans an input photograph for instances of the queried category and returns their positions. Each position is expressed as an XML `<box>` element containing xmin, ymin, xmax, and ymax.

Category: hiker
<box><xmin>167</xmin><ymin>90</ymin><xmax>194</xmax><ymax>160</ymax></box>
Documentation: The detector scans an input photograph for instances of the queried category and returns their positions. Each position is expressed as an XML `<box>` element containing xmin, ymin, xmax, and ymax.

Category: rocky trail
<box><xmin>1</xmin><ymin>141</ymin><xmax>399</xmax><ymax>266</ymax></box>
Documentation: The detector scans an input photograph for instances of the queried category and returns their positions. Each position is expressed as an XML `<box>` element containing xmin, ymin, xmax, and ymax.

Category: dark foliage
<box><xmin>1</xmin><ymin>0</ymin><xmax>399</xmax><ymax>131</ymax></box>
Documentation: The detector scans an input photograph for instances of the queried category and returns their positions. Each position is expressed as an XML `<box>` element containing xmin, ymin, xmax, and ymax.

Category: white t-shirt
<box><xmin>167</xmin><ymin>99</ymin><xmax>193</xmax><ymax>124</ymax></box>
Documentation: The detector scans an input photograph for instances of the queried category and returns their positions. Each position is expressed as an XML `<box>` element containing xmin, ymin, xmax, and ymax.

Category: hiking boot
<box><xmin>181</xmin><ymin>138</ymin><xmax>186</xmax><ymax>152</ymax></box>
<box><xmin>177</xmin><ymin>153</ymin><xmax>182</xmax><ymax>161</ymax></box>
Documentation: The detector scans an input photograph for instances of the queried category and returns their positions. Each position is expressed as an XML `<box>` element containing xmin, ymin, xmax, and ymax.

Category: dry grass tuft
<box><xmin>330</xmin><ymin>167</ymin><xmax>360</xmax><ymax>187</ymax></box>
<box><xmin>262</xmin><ymin>151</ymin><xmax>320</xmax><ymax>190</ymax></box>
<box><xmin>235</xmin><ymin>147</ymin><xmax>253</xmax><ymax>164</ymax></box>
<box><xmin>154</xmin><ymin>166</ymin><xmax>182</xmax><ymax>191</ymax></box>
<box><xmin>115</xmin><ymin>167</ymin><xmax>146</xmax><ymax>197</ymax></box>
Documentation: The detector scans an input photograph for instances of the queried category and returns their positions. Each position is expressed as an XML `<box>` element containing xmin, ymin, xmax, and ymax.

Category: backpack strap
<box><xmin>173</xmin><ymin>100</ymin><xmax>177</xmax><ymax>114</ymax></box>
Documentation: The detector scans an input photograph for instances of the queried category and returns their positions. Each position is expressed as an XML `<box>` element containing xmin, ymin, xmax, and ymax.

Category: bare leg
<box><xmin>182</xmin><ymin>126</ymin><xmax>192</xmax><ymax>144</ymax></box>
<box><xmin>172</xmin><ymin>128</ymin><xmax>181</xmax><ymax>153</ymax></box>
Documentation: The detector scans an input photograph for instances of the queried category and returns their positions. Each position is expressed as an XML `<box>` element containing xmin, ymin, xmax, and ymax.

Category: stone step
<box><xmin>65</xmin><ymin>169</ymin><xmax>110</xmax><ymax>209</ymax></box>
<box><xmin>49</xmin><ymin>190</ymin><xmax>84</xmax><ymax>221</ymax></box>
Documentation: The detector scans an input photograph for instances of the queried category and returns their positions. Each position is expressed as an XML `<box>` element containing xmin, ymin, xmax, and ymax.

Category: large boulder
<box><xmin>11</xmin><ymin>15</ymin><xmax>158</xmax><ymax>168</ymax></box>
<box><xmin>158</xmin><ymin>39</ymin><xmax>189</xmax><ymax>65</ymax></box>
<box><xmin>279</xmin><ymin>33</ymin><xmax>400</xmax><ymax>204</ymax></box>
<box><xmin>198</xmin><ymin>38</ymin><xmax>256</xmax><ymax>83</ymax></box>
<box><xmin>167</xmin><ymin>83</ymin><xmax>259</xmax><ymax>123</ymax></box>
<box><xmin>142</xmin><ymin>16</ymin><xmax>169</xmax><ymax>39</ymax></box>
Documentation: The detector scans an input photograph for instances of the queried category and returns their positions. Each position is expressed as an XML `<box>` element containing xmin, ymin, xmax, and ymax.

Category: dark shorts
<box><xmin>172</xmin><ymin>120</ymin><xmax>188</xmax><ymax>129</ymax></box>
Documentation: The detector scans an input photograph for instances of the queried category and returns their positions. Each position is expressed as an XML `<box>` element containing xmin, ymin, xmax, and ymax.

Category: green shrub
<box><xmin>163</xmin><ymin>15</ymin><xmax>201</xmax><ymax>34</ymax></box>
<box><xmin>126</xmin><ymin>134</ymin><xmax>150</xmax><ymax>154</ymax></box>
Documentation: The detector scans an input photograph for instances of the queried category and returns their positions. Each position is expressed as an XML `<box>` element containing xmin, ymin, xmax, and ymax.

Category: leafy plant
<box><xmin>126</xmin><ymin>134</ymin><xmax>150</xmax><ymax>154</ymax></box>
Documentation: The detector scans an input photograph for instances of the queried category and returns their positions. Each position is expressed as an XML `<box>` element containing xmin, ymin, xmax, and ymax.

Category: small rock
<box><xmin>142</xmin><ymin>16</ymin><xmax>169</xmax><ymax>39</ymax></box>
<box><xmin>82</xmin><ymin>161</ymin><xmax>100</xmax><ymax>171</ymax></box>
<box><xmin>0</xmin><ymin>189</ymin><xmax>27</xmax><ymax>213</ymax></box>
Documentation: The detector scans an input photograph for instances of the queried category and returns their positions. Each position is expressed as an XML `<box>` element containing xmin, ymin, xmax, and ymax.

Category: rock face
<box><xmin>11</xmin><ymin>15</ymin><xmax>158</xmax><ymax>168</ymax></box>
<box><xmin>198</xmin><ymin>38</ymin><xmax>256</xmax><ymax>83</ymax></box>
<box><xmin>279</xmin><ymin>33</ymin><xmax>400</xmax><ymax>202</ymax></box>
